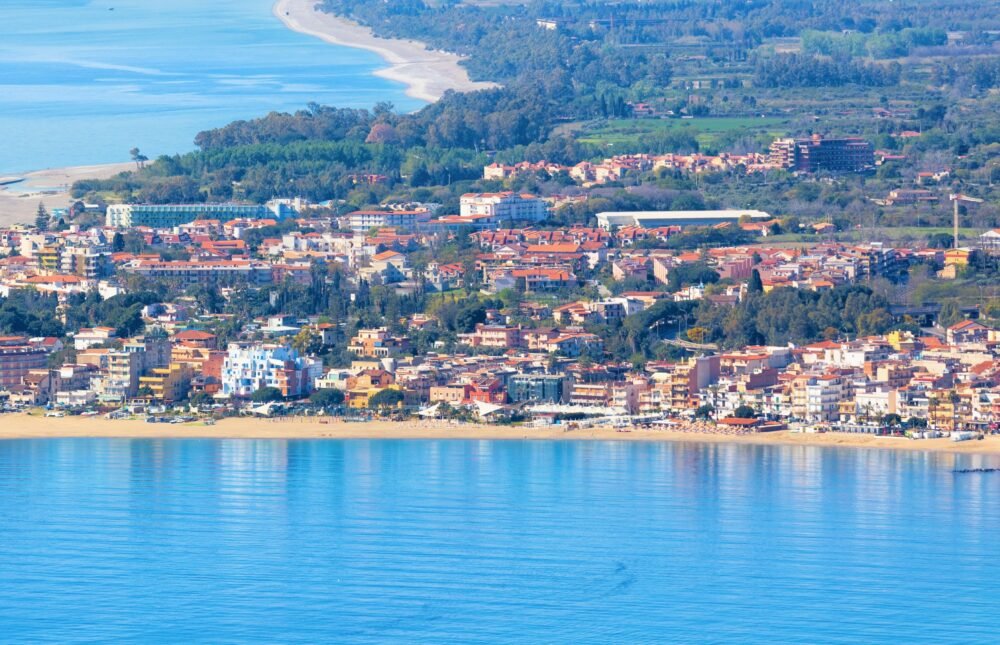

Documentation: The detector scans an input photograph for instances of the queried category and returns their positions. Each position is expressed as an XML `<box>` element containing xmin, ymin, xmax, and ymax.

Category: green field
<box><xmin>573</xmin><ymin>116</ymin><xmax>791</xmax><ymax>149</ymax></box>
<box><xmin>764</xmin><ymin>226</ymin><xmax>984</xmax><ymax>245</ymax></box>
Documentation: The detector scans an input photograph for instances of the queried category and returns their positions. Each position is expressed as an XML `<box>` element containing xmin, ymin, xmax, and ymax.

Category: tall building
<box><xmin>106</xmin><ymin>203</ymin><xmax>292</xmax><ymax>228</ymax></box>
<box><xmin>769</xmin><ymin>135</ymin><xmax>873</xmax><ymax>173</ymax></box>
<box><xmin>459</xmin><ymin>192</ymin><xmax>549</xmax><ymax>223</ymax></box>
<box><xmin>507</xmin><ymin>374</ymin><xmax>570</xmax><ymax>403</ymax></box>
<box><xmin>220</xmin><ymin>343</ymin><xmax>323</xmax><ymax>398</ymax></box>
<box><xmin>138</xmin><ymin>363</ymin><xmax>194</xmax><ymax>402</ymax></box>
<box><xmin>60</xmin><ymin>246</ymin><xmax>111</xmax><ymax>279</ymax></box>
<box><xmin>97</xmin><ymin>350</ymin><xmax>141</xmax><ymax>401</ymax></box>
<box><xmin>0</xmin><ymin>340</ymin><xmax>49</xmax><ymax>389</ymax></box>
<box><xmin>345</xmin><ymin>209</ymin><xmax>431</xmax><ymax>233</ymax></box>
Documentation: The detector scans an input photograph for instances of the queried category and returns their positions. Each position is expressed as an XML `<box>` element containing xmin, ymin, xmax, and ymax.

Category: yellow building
<box><xmin>347</xmin><ymin>385</ymin><xmax>406</xmax><ymax>409</ymax></box>
<box><xmin>139</xmin><ymin>363</ymin><xmax>194</xmax><ymax>402</ymax></box>
<box><xmin>37</xmin><ymin>246</ymin><xmax>61</xmax><ymax>273</ymax></box>
<box><xmin>944</xmin><ymin>248</ymin><xmax>972</xmax><ymax>267</ymax></box>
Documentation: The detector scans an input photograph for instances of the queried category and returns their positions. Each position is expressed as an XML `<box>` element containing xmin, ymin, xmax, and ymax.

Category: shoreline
<box><xmin>272</xmin><ymin>0</ymin><xmax>497</xmax><ymax>103</ymax></box>
<box><xmin>0</xmin><ymin>162</ymin><xmax>132</xmax><ymax>225</ymax></box>
<box><xmin>4</xmin><ymin>415</ymin><xmax>1000</xmax><ymax>455</ymax></box>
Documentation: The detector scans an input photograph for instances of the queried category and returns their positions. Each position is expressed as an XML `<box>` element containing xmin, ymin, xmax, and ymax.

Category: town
<box><xmin>2</xmin><ymin>158</ymin><xmax>999</xmax><ymax>442</ymax></box>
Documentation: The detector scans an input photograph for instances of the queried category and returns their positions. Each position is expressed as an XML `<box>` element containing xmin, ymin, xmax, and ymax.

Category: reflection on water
<box><xmin>0</xmin><ymin>439</ymin><xmax>997</xmax><ymax>642</ymax></box>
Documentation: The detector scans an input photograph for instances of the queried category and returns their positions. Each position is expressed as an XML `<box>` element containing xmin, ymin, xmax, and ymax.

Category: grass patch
<box><xmin>575</xmin><ymin>116</ymin><xmax>790</xmax><ymax>149</ymax></box>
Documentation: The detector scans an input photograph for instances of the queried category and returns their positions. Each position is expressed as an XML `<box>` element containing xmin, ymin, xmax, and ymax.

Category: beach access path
<box><xmin>4</xmin><ymin>414</ymin><xmax>1000</xmax><ymax>456</ymax></box>
<box><xmin>273</xmin><ymin>0</ymin><xmax>498</xmax><ymax>103</ymax></box>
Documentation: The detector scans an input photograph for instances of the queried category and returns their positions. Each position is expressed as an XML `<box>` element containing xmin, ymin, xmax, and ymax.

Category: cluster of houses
<box><xmin>484</xmin><ymin>151</ymin><xmax>777</xmax><ymax>187</ymax></box>
<box><xmin>0</xmin><ymin>186</ymin><xmax>994</xmax><ymax>432</ymax></box>
<box><xmin>9</xmin><ymin>307</ymin><xmax>1000</xmax><ymax>433</ymax></box>
<box><xmin>473</xmin><ymin>226</ymin><xmax>910</xmax><ymax>295</ymax></box>
<box><xmin>302</xmin><ymin>319</ymin><xmax>1000</xmax><ymax>432</ymax></box>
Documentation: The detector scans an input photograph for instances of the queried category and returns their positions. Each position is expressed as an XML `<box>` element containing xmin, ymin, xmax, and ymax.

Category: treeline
<box><xmin>594</xmin><ymin>284</ymin><xmax>894</xmax><ymax>362</ymax></box>
<box><xmin>935</xmin><ymin>57</ymin><xmax>1000</xmax><ymax>89</ymax></box>
<box><xmin>753</xmin><ymin>54</ymin><xmax>901</xmax><ymax>88</ymax></box>
<box><xmin>689</xmin><ymin>284</ymin><xmax>893</xmax><ymax>349</ymax></box>
<box><xmin>801</xmin><ymin>28</ymin><xmax>947</xmax><ymax>59</ymax></box>
<box><xmin>0</xmin><ymin>290</ymin><xmax>164</xmax><ymax>339</ymax></box>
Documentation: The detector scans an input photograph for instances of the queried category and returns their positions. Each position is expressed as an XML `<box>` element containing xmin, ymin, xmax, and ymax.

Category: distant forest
<box><xmin>71</xmin><ymin>0</ymin><xmax>1000</xmax><ymax>229</ymax></box>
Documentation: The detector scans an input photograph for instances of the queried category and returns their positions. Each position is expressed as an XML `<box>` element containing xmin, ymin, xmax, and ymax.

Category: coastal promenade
<box><xmin>4</xmin><ymin>414</ymin><xmax>1000</xmax><ymax>455</ymax></box>
<box><xmin>273</xmin><ymin>0</ymin><xmax>497</xmax><ymax>103</ymax></box>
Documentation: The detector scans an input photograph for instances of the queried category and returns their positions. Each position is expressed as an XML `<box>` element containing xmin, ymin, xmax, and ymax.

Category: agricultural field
<box><xmin>572</xmin><ymin>116</ymin><xmax>791</xmax><ymax>150</ymax></box>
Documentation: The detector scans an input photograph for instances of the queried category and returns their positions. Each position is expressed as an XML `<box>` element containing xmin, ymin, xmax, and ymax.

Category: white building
<box><xmin>74</xmin><ymin>327</ymin><xmax>118</xmax><ymax>351</ymax></box>
<box><xmin>345</xmin><ymin>209</ymin><xmax>431</xmax><ymax>233</ymax></box>
<box><xmin>460</xmin><ymin>192</ymin><xmax>548</xmax><ymax>223</ymax></box>
<box><xmin>220</xmin><ymin>343</ymin><xmax>323</xmax><ymax>399</ymax></box>
<box><xmin>596</xmin><ymin>209</ymin><xmax>772</xmax><ymax>230</ymax></box>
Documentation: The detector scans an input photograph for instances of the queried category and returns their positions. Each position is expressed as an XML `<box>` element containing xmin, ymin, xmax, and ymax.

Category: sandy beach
<box><xmin>273</xmin><ymin>0</ymin><xmax>497</xmax><ymax>103</ymax></box>
<box><xmin>3</xmin><ymin>414</ymin><xmax>1000</xmax><ymax>455</ymax></box>
<box><xmin>0</xmin><ymin>162</ymin><xmax>132</xmax><ymax>225</ymax></box>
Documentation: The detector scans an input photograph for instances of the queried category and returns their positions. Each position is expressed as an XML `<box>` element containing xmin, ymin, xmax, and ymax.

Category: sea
<box><xmin>0</xmin><ymin>0</ymin><xmax>422</xmax><ymax>175</ymax></box>
<box><xmin>1</xmin><ymin>438</ymin><xmax>998</xmax><ymax>643</ymax></box>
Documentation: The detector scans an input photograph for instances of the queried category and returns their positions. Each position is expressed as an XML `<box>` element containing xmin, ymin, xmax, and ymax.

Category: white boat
<box><xmin>951</xmin><ymin>431</ymin><xmax>976</xmax><ymax>442</ymax></box>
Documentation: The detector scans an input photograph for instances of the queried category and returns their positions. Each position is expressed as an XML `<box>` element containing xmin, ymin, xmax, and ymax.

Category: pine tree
<box><xmin>748</xmin><ymin>268</ymin><xmax>764</xmax><ymax>294</ymax></box>
<box><xmin>35</xmin><ymin>202</ymin><xmax>49</xmax><ymax>231</ymax></box>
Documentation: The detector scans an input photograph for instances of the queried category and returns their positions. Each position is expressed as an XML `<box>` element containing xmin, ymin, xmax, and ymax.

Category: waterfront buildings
<box><xmin>106</xmin><ymin>203</ymin><xmax>293</xmax><ymax>228</ymax></box>
<box><xmin>220</xmin><ymin>343</ymin><xmax>323</xmax><ymax>398</ymax></box>
<box><xmin>0</xmin><ymin>340</ymin><xmax>49</xmax><ymax>389</ymax></box>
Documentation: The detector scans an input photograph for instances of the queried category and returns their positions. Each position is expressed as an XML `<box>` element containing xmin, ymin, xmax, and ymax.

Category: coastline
<box><xmin>0</xmin><ymin>162</ymin><xmax>132</xmax><ymax>225</ymax></box>
<box><xmin>272</xmin><ymin>0</ymin><xmax>497</xmax><ymax>103</ymax></box>
<box><xmin>5</xmin><ymin>414</ymin><xmax>1000</xmax><ymax>455</ymax></box>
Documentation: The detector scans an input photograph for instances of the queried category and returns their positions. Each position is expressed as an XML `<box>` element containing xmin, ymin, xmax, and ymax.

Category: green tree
<box><xmin>937</xmin><ymin>301</ymin><xmax>963</xmax><ymax>328</ymax></box>
<box><xmin>748</xmin><ymin>269</ymin><xmax>764</xmax><ymax>294</ymax></box>
<box><xmin>250</xmin><ymin>386</ymin><xmax>283</xmax><ymax>403</ymax></box>
<box><xmin>129</xmin><ymin>147</ymin><xmax>148</xmax><ymax>170</ymax></box>
<box><xmin>310</xmin><ymin>388</ymin><xmax>345</xmax><ymax>408</ymax></box>
<box><xmin>881</xmin><ymin>413</ymin><xmax>902</xmax><ymax>427</ymax></box>
<box><xmin>733</xmin><ymin>405</ymin><xmax>757</xmax><ymax>419</ymax></box>
<box><xmin>368</xmin><ymin>388</ymin><xmax>404</xmax><ymax>409</ymax></box>
<box><xmin>291</xmin><ymin>327</ymin><xmax>323</xmax><ymax>356</ymax></box>
<box><xmin>189</xmin><ymin>391</ymin><xmax>214</xmax><ymax>408</ymax></box>
<box><xmin>35</xmin><ymin>202</ymin><xmax>49</xmax><ymax>231</ymax></box>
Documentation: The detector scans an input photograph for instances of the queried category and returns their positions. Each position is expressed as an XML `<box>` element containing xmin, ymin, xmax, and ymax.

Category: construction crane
<box><xmin>950</xmin><ymin>193</ymin><xmax>984</xmax><ymax>249</ymax></box>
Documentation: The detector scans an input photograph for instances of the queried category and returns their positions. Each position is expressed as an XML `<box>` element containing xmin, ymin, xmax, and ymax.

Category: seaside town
<box><xmin>0</xmin><ymin>131</ymin><xmax>997</xmax><ymax>444</ymax></box>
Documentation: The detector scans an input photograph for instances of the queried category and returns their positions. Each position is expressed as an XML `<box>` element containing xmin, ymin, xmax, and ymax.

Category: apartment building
<box><xmin>220</xmin><ymin>343</ymin><xmax>323</xmax><ymax>398</ymax></box>
<box><xmin>768</xmin><ymin>135</ymin><xmax>874</xmax><ymax>173</ymax></box>
<box><xmin>0</xmin><ymin>341</ymin><xmax>49</xmax><ymax>388</ymax></box>
<box><xmin>345</xmin><ymin>209</ymin><xmax>431</xmax><ymax>233</ymax></box>
<box><xmin>97</xmin><ymin>350</ymin><xmax>141</xmax><ymax>401</ymax></box>
<box><xmin>348</xmin><ymin>328</ymin><xmax>410</xmax><ymax>358</ymax></box>
<box><xmin>790</xmin><ymin>373</ymin><xmax>845</xmax><ymax>422</ymax></box>
<box><xmin>138</xmin><ymin>362</ymin><xmax>194</xmax><ymax>402</ymax></box>
<box><xmin>106</xmin><ymin>203</ymin><xmax>291</xmax><ymax>228</ymax></box>
<box><xmin>459</xmin><ymin>192</ymin><xmax>548</xmax><ymax>223</ymax></box>
<box><xmin>125</xmin><ymin>259</ymin><xmax>273</xmax><ymax>287</ymax></box>
<box><xmin>507</xmin><ymin>374</ymin><xmax>570</xmax><ymax>403</ymax></box>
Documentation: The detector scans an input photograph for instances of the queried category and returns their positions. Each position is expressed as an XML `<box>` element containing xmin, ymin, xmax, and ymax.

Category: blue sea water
<box><xmin>0</xmin><ymin>0</ymin><xmax>422</xmax><ymax>174</ymax></box>
<box><xmin>1</xmin><ymin>439</ymin><xmax>999</xmax><ymax>642</ymax></box>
